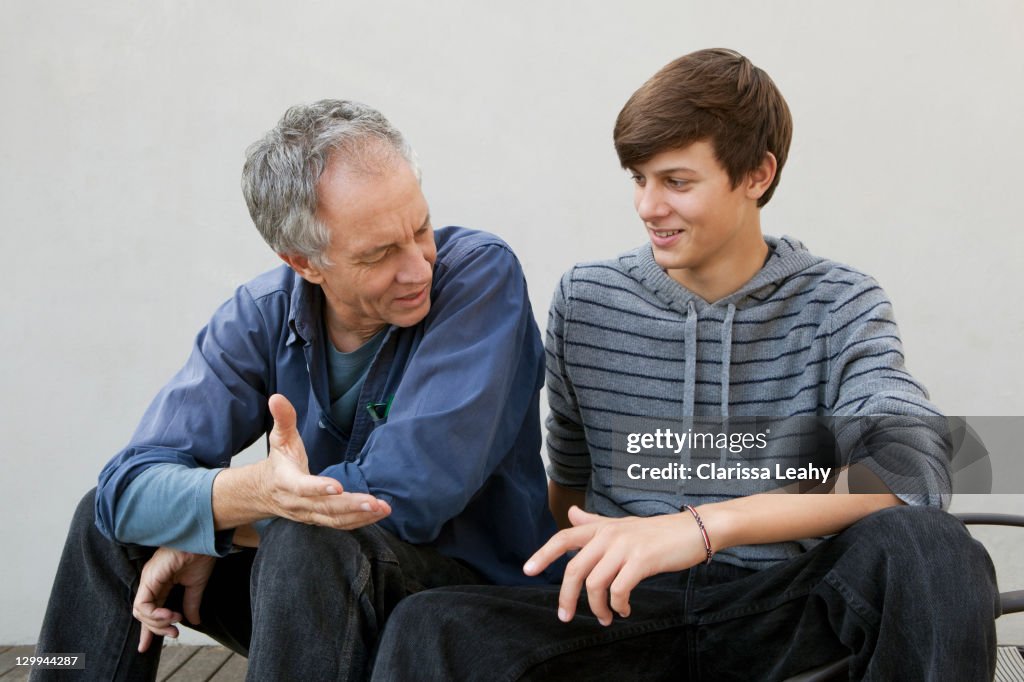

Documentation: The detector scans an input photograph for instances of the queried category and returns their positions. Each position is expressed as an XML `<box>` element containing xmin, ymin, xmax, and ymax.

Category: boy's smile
<box><xmin>629</xmin><ymin>140</ymin><xmax>775</xmax><ymax>302</ymax></box>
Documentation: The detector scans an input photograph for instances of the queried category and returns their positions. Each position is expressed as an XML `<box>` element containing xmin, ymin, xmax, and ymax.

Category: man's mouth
<box><xmin>395</xmin><ymin>286</ymin><xmax>428</xmax><ymax>305</ymax></box>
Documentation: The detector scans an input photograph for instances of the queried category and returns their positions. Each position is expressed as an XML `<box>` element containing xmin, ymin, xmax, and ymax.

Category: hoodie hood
<box><xmin>618</xmin><ymin>235</ymin><xmax>826</xmax><ymax>421</ymax></box>
<box><xmin>621</xmin><ymin>235</ymin><xmax>826</xmax><ymax>315</ymax></box>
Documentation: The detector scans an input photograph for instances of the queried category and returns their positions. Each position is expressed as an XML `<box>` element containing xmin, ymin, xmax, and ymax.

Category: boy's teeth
<box><xmin>655</xmin><ymin>230</ymin><xmax>679</xmax><ymax>237</ymax></box>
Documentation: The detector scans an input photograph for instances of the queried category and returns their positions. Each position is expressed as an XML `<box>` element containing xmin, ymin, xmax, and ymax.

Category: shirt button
<box><xmin>318</xmin><ymin>420</ymin><xmax>326</xmax><ymax>429</ymax></box>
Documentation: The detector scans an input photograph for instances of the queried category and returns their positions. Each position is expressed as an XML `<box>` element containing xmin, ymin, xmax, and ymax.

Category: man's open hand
<box><xmin>523</xmin><ymin>506</ymin><xmax>709</xmax><ymax>626</ymax></box>
<box><xmin>134</xmin><ymin>547</ymin><xmax>216</xmax><ymax>653</ymax></box>
<box><xmin>257</xmin><ymin>393</ymin><xmax>392</xmax><ymax>529</ymax></box>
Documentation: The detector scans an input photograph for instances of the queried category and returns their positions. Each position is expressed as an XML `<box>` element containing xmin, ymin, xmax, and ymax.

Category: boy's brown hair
<box><xmin>614</xmin><ymin>48</ymin><xmax>792</xmax><ymax>207</ymax></box>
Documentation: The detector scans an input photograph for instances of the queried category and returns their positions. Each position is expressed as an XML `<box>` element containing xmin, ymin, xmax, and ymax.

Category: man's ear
<box><xmin>745</xmin><ymin>152</ymin><xmax>778</xmax><ymax>202</ymax></box>
<box><xmin>279</xmin><ymin>253</ymin><xmax>325</xmax><ymax>284</ymax></box>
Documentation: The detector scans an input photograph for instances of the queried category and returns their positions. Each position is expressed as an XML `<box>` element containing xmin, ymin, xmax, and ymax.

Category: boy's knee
<box><xmin>379</xmin><ymin>591</ymin><xmax>456</xmax><ymax>652</ymax></box>
<box><xmin>844</xmin><ymin>505</ymin><xmax>997</xmax><ymax>602</ymax></box>
<box><xmin>847</xmin><ymin>504</ymin><xmax>969</xmax><ymax>556</ymax></box>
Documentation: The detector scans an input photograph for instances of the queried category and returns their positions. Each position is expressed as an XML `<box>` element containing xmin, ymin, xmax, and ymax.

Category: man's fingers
<box><xmin>137</xmin><ymin>622</ymin><xmax>181</xmax><ymax>653</ymax></box>
<box><xmin>182</xmin><ymin>585</ymin><xmax>204</xmax><ymax>626</ymax></box>
<box><xmin>282</xmin><ymin>471</ymin><xmax>345</xmax><ymax>498</ymax></box>
<box><xmin>134</xmin><ymin>605</ymin><xmax>178</xmax><ymax>623</ymax></box>
<box><xmin>523</xmin><ymin>526</ymin><xmax>590</xmax><ymax>577</ymax></box>
<box><xmin>283</xmin><ymin>487</ymin><xmax>389</xmax><ymax>517</ymax></box>
<box><xmin>305</xmin><ymin>506</ymin><xmax>392</xmax><ymax>530</ymax></box>
<box><xmin>133</xmin><ymin>582</ymin><xmax>171</xmax><ymax>620</ymax></box>
<box><xmin>138</xmin><ymin>626</ymin><xmax>154</xmax><ymax>653</ymax></box>
<box><xmin>133</xmin><ymin>605</ymin><xmax>181</xmax><ymax>629</ymax></box>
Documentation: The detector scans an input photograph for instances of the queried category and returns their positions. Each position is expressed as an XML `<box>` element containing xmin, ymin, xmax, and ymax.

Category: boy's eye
<box><xmin>666</xmin><ymin>178</ymin><xmax>689</xmax><ymax>189</ymax></box>
<box><xmin>630</xmin><ymin>173</ymin><xmax>645</xmax><ymax>187</ymax></box>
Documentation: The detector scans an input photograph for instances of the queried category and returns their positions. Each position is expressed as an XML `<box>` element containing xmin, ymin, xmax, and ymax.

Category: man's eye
<box><xmin>364</xmin><ymin>249</ymin><xmax>388</xmax><ymax>264</ymax></box>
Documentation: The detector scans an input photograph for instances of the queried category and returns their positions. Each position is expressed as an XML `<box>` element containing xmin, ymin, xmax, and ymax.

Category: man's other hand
<box><xmin>134</xmin><ymin>547</ymin><xmax>216</xmax><ymax>653</ymax></box>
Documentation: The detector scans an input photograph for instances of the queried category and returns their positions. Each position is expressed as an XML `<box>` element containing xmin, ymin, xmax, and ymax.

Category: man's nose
<box><xmin>395</xmin><ymin>244</ymin><xmax>433</xmax><ymax>284</ymax></box>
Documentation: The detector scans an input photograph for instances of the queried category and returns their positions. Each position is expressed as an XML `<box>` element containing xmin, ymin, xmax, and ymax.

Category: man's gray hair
<box><xmin>242</xmin><ymin>100</ymin><xmax>419</xmax><ymax>268</ymax></box>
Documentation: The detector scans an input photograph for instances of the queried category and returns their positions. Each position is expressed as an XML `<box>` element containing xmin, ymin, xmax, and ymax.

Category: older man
<box><xmin>34</xmin><ymin>100</ymin><xmax>556</xmax><ymax>680</ymax></box>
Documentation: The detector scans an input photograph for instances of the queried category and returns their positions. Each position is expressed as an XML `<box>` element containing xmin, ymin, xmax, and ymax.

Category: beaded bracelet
<box><xmin>682</xmin><ymin>505</ymin><xmax>714</xmax><ymax>565</ymax></box>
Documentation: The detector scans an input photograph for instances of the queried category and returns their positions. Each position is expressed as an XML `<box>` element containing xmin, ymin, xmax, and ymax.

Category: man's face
<box><xmin>630</xmin><ymin>140</ymin><xmax>761</xmax><ymax>281</ymax></box>
<box><xmin>298</xmin><ymin>155</ymin><xmax>436</xmax><ymax>345</ymax></box>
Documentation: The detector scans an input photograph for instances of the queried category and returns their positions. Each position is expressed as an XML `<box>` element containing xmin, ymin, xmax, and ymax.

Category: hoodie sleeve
<box><xmin>825</xmin><ymin>276</ymin><xmax>952</xmax><ymax>508</ymax></box>
<box><xmin>545</xmin><ymin>269</ymin><xmax>592</xmax><ymax>490</ymax></box>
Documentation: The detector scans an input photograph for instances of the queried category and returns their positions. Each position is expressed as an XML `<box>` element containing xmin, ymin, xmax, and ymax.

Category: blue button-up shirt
<box><xmin>95</xmin><ymin>227</ymin><xmax>558</xmax><ymax>585</ymax></box>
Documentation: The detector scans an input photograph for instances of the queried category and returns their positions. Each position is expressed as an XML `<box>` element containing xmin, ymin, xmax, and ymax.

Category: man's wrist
<box><xmin>212</xmin><ymin>461</ymin><xmax>271</xmax><ymax>530</ymax></box>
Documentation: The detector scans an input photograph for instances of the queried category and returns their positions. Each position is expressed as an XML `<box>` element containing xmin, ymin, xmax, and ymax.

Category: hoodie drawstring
<box><xmin>683</xmin><ymin>301</ymin><xmax>698</xmax><ymax>419</ymax></box>
<box><xmin>683</xmin><ymin>301</ymin><xmax>737</xmax><ymax>419</ymax></box>
<box><xmin>719</xmin><ymin>303</ymin><xmax>736</xmax><ymax>463</ymax></box>
<box><xmin>720</xmin><ymin>303</ymin><xmax>736</xmax><ymax>419</ymax></box>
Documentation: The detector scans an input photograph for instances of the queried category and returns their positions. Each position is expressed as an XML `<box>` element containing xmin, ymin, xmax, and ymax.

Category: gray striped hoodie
<box><xmin>544</xmin><ymin>235</ymin><xmax>950</xmax><ymax>569</ymax></box>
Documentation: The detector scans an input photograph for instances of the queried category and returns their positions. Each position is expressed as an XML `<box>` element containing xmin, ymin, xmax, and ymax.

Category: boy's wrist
<box><xmin>693</xmin><ymin>502</ymin><xmax>739</xmax><ymax>553</ymax></box>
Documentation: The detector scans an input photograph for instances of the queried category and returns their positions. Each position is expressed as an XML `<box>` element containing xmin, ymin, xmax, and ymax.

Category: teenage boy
<box><xmin>370</xmin><ymin>49</ymin><xmax>1000</xmax><ymax>680</ymax></box>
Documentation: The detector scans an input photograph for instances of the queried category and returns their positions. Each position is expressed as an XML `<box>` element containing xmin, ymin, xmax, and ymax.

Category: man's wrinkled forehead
<box><xmin>320</xmin><ymin>137</ymin><xmax>407</xmax><ymax>184</ymax></box>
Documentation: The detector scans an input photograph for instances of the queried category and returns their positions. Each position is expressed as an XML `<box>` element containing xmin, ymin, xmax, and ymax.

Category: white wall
<box><xmin>2</xmin><ymin>0</ymin><xmax>1021</xmax><ymax>646</ymax></box>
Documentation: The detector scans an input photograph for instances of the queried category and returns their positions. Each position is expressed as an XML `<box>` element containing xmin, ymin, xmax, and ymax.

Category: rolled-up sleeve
<box><xmin>95</xmin><ymin>285</ymin><xmax>272</xmax><ymax>543</ymax></box>
<box><xmin>826</xmin><ymin>278</ymin><xmax>951</xmax><ymax>509</ymax></box>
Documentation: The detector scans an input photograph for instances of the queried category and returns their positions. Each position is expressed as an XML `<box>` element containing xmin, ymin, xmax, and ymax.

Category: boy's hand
<box><xmin>523</xmin><ymin>506</ymin><xmax>709</xmax><ymax>626</ymax></box>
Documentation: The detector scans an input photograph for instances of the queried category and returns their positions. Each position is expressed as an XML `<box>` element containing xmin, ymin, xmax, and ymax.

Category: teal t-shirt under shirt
<box><xmin>326</xmin><ymin>327</ymin><xmax>387</xmax><ymax>430</ymax></box>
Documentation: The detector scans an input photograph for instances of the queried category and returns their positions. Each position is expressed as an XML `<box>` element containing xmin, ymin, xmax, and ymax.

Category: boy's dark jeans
<box><xmin>33</xmin><ymin>489</ymin><xmax>482</xmax><ymax>681</ymax></box>
<box><xmin>372</xmin><ymin>505</ymin><xmax>1001</xmax><ymax>681</ymax></box>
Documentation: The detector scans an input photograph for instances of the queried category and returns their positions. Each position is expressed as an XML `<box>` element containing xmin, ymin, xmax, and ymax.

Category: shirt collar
<box><xmin>287</xmin><ymin>272</ymin><xmax>322</xmax><ymax>346</ymax></box>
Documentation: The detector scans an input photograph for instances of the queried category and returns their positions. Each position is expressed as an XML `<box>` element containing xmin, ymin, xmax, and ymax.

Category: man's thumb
<box><xmin>268</xmin><ymin>394</ymin><xmax>298</xmax><ymax>438</ymax></box>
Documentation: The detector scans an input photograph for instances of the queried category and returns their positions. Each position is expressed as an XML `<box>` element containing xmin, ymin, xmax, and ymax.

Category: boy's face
<box><xmin>629</xmin><ymin>140</ymin><xmax>762</xmax><ymax>282</ymax></box>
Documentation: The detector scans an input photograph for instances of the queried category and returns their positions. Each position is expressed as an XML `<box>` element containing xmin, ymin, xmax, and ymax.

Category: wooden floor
<box><xmin>4</xmin><ymin>644</ymin><xmax>1023</xmax><ymax>680</ymax></box>
<box><xmin>0</xmin><ymin>645</ymin><xmax>247</xmax><ymax>681</ymax></box>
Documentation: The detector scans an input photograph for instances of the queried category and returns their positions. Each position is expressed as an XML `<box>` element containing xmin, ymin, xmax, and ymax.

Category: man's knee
<box><xmin>69</xmin><ymin>488</ymin><xmax>98</xmax><ymax>538</ymax></box>
<box><xmin>63</xmin><ymin>488</ymin><xmax>132</xmax><ymax>562</ymax></box>
<box><xmin>254</xmin><ymin>520</ymin><xmax>379</xmax><ymax>588</ymax></box>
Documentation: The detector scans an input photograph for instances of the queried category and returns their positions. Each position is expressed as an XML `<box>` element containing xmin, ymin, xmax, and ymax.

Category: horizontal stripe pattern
<box><xmin>544</xmin><ymin>235</ymin><xmax>948</xmax><ymax>570</ymax></box>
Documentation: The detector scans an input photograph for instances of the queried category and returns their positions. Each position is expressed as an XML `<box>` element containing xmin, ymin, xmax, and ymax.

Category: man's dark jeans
<box><xmin>372</xmin><ymin>505</ymin><xmax>1001</xmax><ymax>681</ymax></box>
<box><xmin>33</xmin><ymin>489</ymin><xmax>482</xmax><ymax>681</ymax></box>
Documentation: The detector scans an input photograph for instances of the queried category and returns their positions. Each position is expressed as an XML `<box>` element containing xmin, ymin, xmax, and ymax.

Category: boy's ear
<box><xmin>279</xmin><ymin>253</ymin><xmax>325</xmax><ymax>284</ymax></box>
<box><xmin>745</xmin><ymin>152</ymin><xmax>778</xmax><ymax>202</ymax></box>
